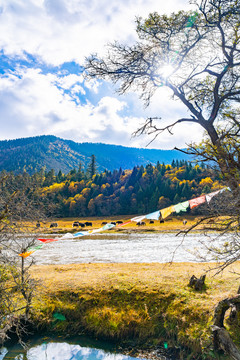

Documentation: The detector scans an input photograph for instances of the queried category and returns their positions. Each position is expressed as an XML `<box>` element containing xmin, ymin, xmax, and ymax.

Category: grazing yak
<box><xmin>101</xmin><ymin>221</ymin><xmax>107</xmax><ymax>225</ymax></box>
<box><xmin>50</xmin><ymin>222</ymin><xmax>58</xmax><ymax>228</ymax></box>
<box><xmin>85</xmin><ymin>222</ymin><xmax>92</xmax><ymax>226</ymax></box>
<box><xmin>136</xmin><ymin>221</ymin><xmax>146</xmax><ymax>226</ymax></box>
<box><xmin>73</xmin><ymin>222</ymin><xmax>86</xmax><ymax>227</ymax></box>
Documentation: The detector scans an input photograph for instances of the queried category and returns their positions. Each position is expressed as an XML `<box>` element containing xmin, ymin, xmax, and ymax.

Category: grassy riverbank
<box><xmin>35</xmin><ymin>215</ymin><xmax>205</xmax><ymax>234</ymax></box>
<box><xmin>30</xmin><ymin>261</ymin><xmax>240</xmax><ymax>359</ymax></box>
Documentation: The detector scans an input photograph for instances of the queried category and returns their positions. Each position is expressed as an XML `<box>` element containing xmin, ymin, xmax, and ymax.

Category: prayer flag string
<box><xmin>19</xmin><ymin>187</ymin><xmax>230</xmax><ymax>258</ymax></box>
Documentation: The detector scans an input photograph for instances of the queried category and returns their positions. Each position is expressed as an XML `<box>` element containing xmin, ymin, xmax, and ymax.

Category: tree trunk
<box><xmin>212</xmin><ymin>295</ymin><xmax>240</xmax><ymax>359</ymax></box>
<box><xmin>212</xmin><ymin>326</ymin><xmax>240</xmax><ymax>360</ymax></box>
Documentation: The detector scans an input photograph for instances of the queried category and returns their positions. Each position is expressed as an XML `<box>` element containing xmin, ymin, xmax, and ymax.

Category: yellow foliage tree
<box><xmin>199</xmin><ymin>177</ymin><xmax>213</xmax><ymax>187</ymax></box>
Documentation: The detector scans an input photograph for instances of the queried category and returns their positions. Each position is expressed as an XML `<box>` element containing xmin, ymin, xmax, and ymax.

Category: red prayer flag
<box><xmin>38</xmin><ymin>238</ymin><xmax>58</xmax><ymax>243</ymax></box>
<box><xmin>189</xmin><ymin>195</ymin><xmax>206</xmax><ymax>209</ymax></box>
<box><xmin>116</xmin><ymin>221</ymin><xmax>131</xmax><ymax>227</ymax></box>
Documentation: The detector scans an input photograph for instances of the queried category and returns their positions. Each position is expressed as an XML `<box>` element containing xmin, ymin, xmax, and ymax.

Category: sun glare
<box><xmin>159</xmin><ymin>64</ymin><xmax>175</xmax><ymax>79</ymax></box>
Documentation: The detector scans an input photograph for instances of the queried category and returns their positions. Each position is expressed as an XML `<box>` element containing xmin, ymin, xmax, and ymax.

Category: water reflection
<box><xmin>1</xmin><ymin>340</ymin><xmax>146</xmax><ymax>360</ymax></box>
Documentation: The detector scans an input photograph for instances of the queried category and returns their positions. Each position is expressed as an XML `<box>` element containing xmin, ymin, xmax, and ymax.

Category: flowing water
<box><xmin>31</xmin><ymin>231</ymin><xmax>221</xmax><ymax>265</ymax></box>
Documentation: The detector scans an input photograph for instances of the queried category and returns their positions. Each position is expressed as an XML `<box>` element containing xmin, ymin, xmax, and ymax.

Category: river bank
<box><xmin>34</xmin><ymin>215</ymin><xmax>204</xmax><ymax>235</ymax></box>
<box><xmin>29</xmin><ymin>261</ymin><xmax>240</xmax><ymax>359</ymax></box>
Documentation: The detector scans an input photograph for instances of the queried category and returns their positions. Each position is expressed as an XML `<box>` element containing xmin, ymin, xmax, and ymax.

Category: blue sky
<box><xmin>0</xmin><ymin>0</ymin><xmax>203</xmax><ymax>149</ymax></box>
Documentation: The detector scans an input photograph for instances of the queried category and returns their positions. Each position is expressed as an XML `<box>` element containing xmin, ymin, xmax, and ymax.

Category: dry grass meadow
<box><xmin>30</xmin><ymin>260</ymin><xmax>240</xmax><ymax>359</ymax></box>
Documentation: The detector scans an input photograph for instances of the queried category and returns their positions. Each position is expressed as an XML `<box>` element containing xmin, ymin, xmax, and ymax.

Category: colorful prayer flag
<box><xmin>205</xmin><ymin>190</ymin><xmax>221</xmax><ymax>203</ymax></box>
<box><xmin>174</xmin><ymin>201</ymin><xmax>189</xmax><ymax>214</ymax></box>
<box><xmin>145</xmin><ymin>210</ymin><xmax>160</xmax><ymax>220</ymax></box>
<box><xmin>38</xmin><ymin>238</ymin><xmax>58</xmax><ymax>243</ymax></box>
<box><xmin>102</xmin><ymin>223</ymin><xmax>116</xmax><ymax>230</ymax></box>
<box><xmin>160</xmin><ymin>206</ymin><xmax>175</xmax><ymax>219</ymax></box>
<box><xmin>19</xmin><ymin>251</ymin><xmax>35</xmax><ymax>258</ymax></box>
<box><xmin>189</xmin><ymin>195</ymin><xmax>206</xmax><ymax>209</ymax></box>
<box><xmin>28</xmin><ymin>245</ymin><xmax>43</xmax><ymax>251</ymax></box>
<box><xmin>219</xmin><ymin>187</ymin><xmax>230</xmax><ymax>193</ymax></box>
<box><xmin>131</xmin><ymin>215</ymin><xmax>146</xmax><ymax>222</ymax></box>
<box><xmin>59</xmin><ymin>233</ymin><xmax>74</xmax><ymax>240</ymax></box>
<box><xmin>116</xmin><ymin>221</ymin><xmax>131</xmax><ymax>227</ymax></box>
<box><xmin>73</xmin><ymin>231</ymin><xmax>89</xmax><ymax>237</ymax></box>
<box><xmin>89</xmin><ymin>227</ymin><xmax>105</xmax><ymax>234</ymax></box>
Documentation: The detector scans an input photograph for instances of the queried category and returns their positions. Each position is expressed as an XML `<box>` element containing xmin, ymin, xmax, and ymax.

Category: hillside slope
<box><xmin>0</xmin><ymin>135</ymin><xmax>190</xmax><ymax>174</ymax></box>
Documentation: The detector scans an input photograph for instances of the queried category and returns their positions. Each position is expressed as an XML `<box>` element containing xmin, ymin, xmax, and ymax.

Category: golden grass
<box><xmin>31</xmin><ymin>261</ymin><xmax>240</xmax><ymax>299</ymax></box>
<box><xmin>30</xmin><ymin>261</ymin><xmax>240</xmax><ymax>359</ymax></box>
<box><xmin>30</xmin><ymin>215</ymin><xmax>202</xmax><ymax>234</ymax></box>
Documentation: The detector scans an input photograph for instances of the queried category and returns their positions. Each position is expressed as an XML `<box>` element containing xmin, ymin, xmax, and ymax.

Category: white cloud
<box><xmin>0</xmin><ymin>0</ymin><xmax>202</xmax><ymax>149</ymax></box>
<box><xmin>0</xmin><ymin>68</ymin><xmax>142</xmax><ymax>145</ymax></box>
<box><xmin>56</xmin><ymin>74</ymin><xmax>84</xmax><ymax>89</ymax></box>
<box><xmin>0</xmin><ymin>0</ymin><xmax>193</xmax><ymax>65</ymax></box>
<box><xmin>0</xmin><ymin>66</ymin><xmax>203</xmax><ymax>149</ymax></box>
<box><xmin>84</xmin><ymin>78</ymin><xmax>101</xmax><ymax>94</ymax></box>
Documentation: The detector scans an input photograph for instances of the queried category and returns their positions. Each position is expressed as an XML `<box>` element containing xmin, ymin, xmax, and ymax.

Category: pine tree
<box><xmin>56</xmin><ymin>170</ymin><xmax>64</xmax><ymax>183</ymax></box>
<box><xmin>87</xmin><ymin>155</ymin><xmax>97</xmax><ymax>179</ymax></box>
<box><xmin>77</xmin><ymin>162</ymin><xmax>85</xmax><ymax>181</ymax></box>
<box><xmin>181</xmin><ymin>182</ymin><xmax>192</xmax><ymax>199</ymax></box>
<box><xmin>43</xmin><ymin>169</ymin><xmax>55</xmax><ymax>186</ymax></box>
<box><xmin>127</xmin><ymin>166</ymin><xmax>138</xmax><ymax>187</ymax></box>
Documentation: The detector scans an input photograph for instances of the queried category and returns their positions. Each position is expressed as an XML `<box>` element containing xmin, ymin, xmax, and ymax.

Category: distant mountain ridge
<box><xmin>0</xmin><ymin>135</ymin><xmax>191</xmax><ymax>174</ymax></box>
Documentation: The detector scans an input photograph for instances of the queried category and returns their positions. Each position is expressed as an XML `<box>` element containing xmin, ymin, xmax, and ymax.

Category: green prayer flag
<box><xmin>28</xmin><ymin>245</ymin><xmax>43</xmax><ymax>251</ymax></box>
<box><xmin>102</xmin><ymin>223</ymin><xmax>115</xmax><ymax>230</ymax></box>
<box><xmin>174</xmin><ymin>201</ymin><xmax>189</xmax><ymax>214</ymax></box>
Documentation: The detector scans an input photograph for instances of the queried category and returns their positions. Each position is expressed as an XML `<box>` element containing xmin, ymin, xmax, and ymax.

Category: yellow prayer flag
<box><xmin>18</xmin><ymin>251</ymin><xmax>34</xmax><ymax>258</ymax></box>
<box><xmin>160</xmin><ymin>206</ymin><xmax>175</xmax><ymax>219</ymax></box>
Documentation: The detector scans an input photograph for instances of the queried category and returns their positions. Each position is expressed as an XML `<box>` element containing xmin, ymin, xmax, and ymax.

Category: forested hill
<box><xmin>0</xmin><ymin>135</ymin><xmax>190</xmax><ymax>174</ymax></box>
<box><xmin>1</xmin><ymin>160</ymin><xmax>220</xmax><ymax>218</ymax></box>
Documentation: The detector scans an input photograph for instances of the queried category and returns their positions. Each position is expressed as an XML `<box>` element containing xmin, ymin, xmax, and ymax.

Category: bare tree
<box><xmin>0</xmin><ymin>174</ymin><xmax>44</xmax><ymax>346</ymax></box>
<box><xmin>85</xmin><ymin>1</ymin><xmax>240</xmax><ymax>357</ymax></box>
<box><xmin>85</xmin><ymin>0</ymin><xmax>240</xmax><ymax>186</ymax></box>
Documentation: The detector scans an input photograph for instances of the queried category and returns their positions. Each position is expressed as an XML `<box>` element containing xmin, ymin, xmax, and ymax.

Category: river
<box><xmin>31</xmin><ymin>231</ymin><xmax>221</xmax><ymax>265</ymax></box>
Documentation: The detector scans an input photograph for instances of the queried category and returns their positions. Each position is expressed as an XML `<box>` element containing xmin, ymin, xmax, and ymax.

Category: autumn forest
<box><xmin>1</xmin><ymin>156</ymin><xmax>223</xmax><ymax>219</ymax></box>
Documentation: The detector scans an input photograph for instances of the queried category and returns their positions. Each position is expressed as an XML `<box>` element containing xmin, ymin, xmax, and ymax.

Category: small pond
<box><xmin>0</xmin><ymin>336</ymin><xmax>172</xmax><ymax>360</ymax></box>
